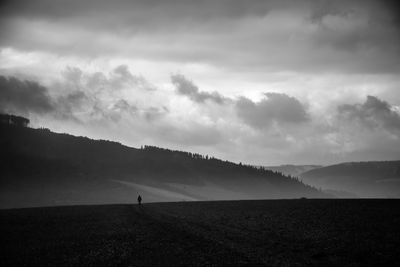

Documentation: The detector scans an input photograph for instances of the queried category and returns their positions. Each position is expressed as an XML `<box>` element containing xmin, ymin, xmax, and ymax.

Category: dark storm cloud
<box><xmin>2</xmin><ymin>0</ymin><xmax>397</xmax><ymax>33</ymax></box>
<box><xmin>55</xmin><ymin>90</ymin><xmax>89</xmax><ymax>120</ymax></box>
<box><xmin>171</xmin><ymin>74</ymin><xmax>227</xmax><ymax>104</ymax></box>
<box><xmin>0</xmin><ymin>75</ymin><xmax>94</xmax><ymax>121</ymax></box>
<box><xmin>0</xmin><ymin>0</ymin><xmax>272</xmax><ymax>43</ymax></box>
<box><xmin>1</xmin><ymin>0</ymin><xmax>399</xmax><ymax>73</ymax></box>
<box><xmin>0</xmin><ymin>74</ymin><xmax>146</xmax><ymax>122</ymax></box>
<box><xmin>380</xmin><ymin>0</ymin><xmax>400</xmax><ymax>27</ymax></box>
<box><xmin>309</xmin><ymin>0</ymin><xmax>400</xmax><ymax>25</ymax></box>
<box><xmin>236</xmin><ymin>93</ymin><xmax>309</xmax><ymax>129</ymax></box>
<box><xmin>0</xmin><ymin>75</ymin><xmax>55</xmax><ymax>114</ymax></box>
<box><xmin>0</xmin><ymin>71</ymin><xmax>173</xmax><ymax>127</ymax></box>
<box><xmin>0</xmin><ymin>0</ymin><xmax>272</xmax><ymax>21</ymax></box>
<box><xmin>309</xmin><ymin>0</ymin><xmax>400</xmax><ymax>53</ymax></box>
<box><xmin>338</xmin><ymin>95</ymin><xmax>400</xmax><ymax>132</ymax></box>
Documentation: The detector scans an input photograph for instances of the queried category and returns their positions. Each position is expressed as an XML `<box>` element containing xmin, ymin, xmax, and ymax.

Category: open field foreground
<box><xmin>1</xmin><ymin>199</ymin><xmax>400</xmax><ymax>266</ymax></box>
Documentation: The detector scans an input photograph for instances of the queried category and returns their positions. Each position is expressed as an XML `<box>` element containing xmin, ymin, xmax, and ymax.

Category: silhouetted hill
<box><xmin>0</xmin><ymin>123</ymin><xmax>327</xmax><ymax>208</ymax></box>
<box><xmin>300</xmin><ymin>161</ymin><xmax>400</xmax><ymax>198</ymax></box>
<box><xmin>263</xmin><ymin>165</ymin><xmax>322</xmax><ymax>177</ymax></box>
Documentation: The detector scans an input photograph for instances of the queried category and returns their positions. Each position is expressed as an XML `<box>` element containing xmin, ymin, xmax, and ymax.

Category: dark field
<box><xmin>1</xmin><ymin>200</ymin><xmax>400</xmax><ymax>266</ymax></box>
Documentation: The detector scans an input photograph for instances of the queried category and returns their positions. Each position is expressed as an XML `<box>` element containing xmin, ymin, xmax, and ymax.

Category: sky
<box><xmin>0</xmin><ymin>0</ymin><xmax>399</xmax><ymax>165</ymax></box>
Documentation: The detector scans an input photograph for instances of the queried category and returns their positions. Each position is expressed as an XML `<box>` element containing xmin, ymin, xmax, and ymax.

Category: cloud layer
<box><xmin>236</xmin><ymin>93</ymin><xmax>309</xmax><ymax>129</ymax></box>
<box><xmin>0</xmin><ymin>0</ymin><xmax>399</xmax><ymax>165</ymax></box>
<box><xmin>1</xmin><ymin>69</ymin><xmax>399</xmax><ymax>165</ymax></box>
<box><xmin>172</xmin><ymin>74</ymin><xmax>227</xmax><ymax>104</ymax></box>
<box><xmin>338</xmin><ymin>95</ymin><xmax>400</xmax><ymax>133</ymax></box>
<box><xmin>0</xmin><ymin>76</ymin><xmax>54</xmax><ymax>114</ymax></box>
<box><xmin>1</xmin><ymin>0</ymin><xmax>399</xmax><ymax>74</ymax></box>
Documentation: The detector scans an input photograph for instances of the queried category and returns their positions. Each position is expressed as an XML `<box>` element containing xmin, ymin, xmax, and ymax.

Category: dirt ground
<box><xmin>1</xmin><ymin>199</ymin><xmax>400</xmax><ymax>266</ymax></box>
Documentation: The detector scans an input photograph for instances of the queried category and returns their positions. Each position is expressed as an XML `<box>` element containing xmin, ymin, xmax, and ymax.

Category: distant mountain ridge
<box><xmin>263</xmin><ymin>165</ymin><xmax>323</xmax><ymax>177</ymax></box>
<box><xmin>0</xmin><ymin>122</ymin><xmax>327</xmax><ymax>208</ymax></box>
<box><xmin>300</xmin><ymin>161</ymin><xmax>400</xmax><ymax>198</ymax></box>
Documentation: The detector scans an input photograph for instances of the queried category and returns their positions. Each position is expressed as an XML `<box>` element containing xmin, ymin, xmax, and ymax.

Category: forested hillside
<box><xmin>0</xmin><ymin>121</ymin><xmax>327</xmax><ymax>208</ymax></box>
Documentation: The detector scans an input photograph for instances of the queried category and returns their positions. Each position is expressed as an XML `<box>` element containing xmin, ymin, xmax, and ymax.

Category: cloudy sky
<box><xmin>1</xmin><ymin>0</ymin><xmax>399</xmax><ymax>165</ymax></box>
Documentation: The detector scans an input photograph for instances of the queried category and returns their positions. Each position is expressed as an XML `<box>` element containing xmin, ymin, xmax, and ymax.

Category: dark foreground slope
<box><xmin>300</xmin><ymin>161</ymin><xmax>400</xmax><ymax>198</ymax></box>
<box><xmin>0</xmin><ymin>124</ymin><xmax>326</xmax><ymax>208</ymax></box>
<box><xmin>1</xmin><ymin>200</ymin><xmax>400</xmax><ymax>266</ymax></box>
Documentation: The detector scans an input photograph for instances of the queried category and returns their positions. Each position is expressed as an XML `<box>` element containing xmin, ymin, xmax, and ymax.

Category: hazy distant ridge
<box><xmin>300</xmin><ymin>161</ymin><xmax>400</xmax><ymax>198</ymax></box>
<box><xmin>263</xmin><ymin>165</ymin><xmax>323</xmax><ymax>177</ymax></box>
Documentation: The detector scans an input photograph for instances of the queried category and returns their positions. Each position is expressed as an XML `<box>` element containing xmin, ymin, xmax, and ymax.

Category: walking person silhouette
<box><xmin>137</xmin><ymin>194</ymin><xmax>142</xmax><ymax>205</ymax></box>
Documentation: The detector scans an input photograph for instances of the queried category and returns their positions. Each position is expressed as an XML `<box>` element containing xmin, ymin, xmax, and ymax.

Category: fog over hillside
<box><xmin>300</xmin><ymin>161</ymin><xmax>400</xmax><ymax>198</ymax></box>
<box><xmin>263</xmin><ymin>165</ymin><xmax>323</xmax><ymax>178</ymax></box>
<box><xmin>0</xmin><ymin>120</ymin><xmax>327</xmax><ymax>208</ymax></box>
